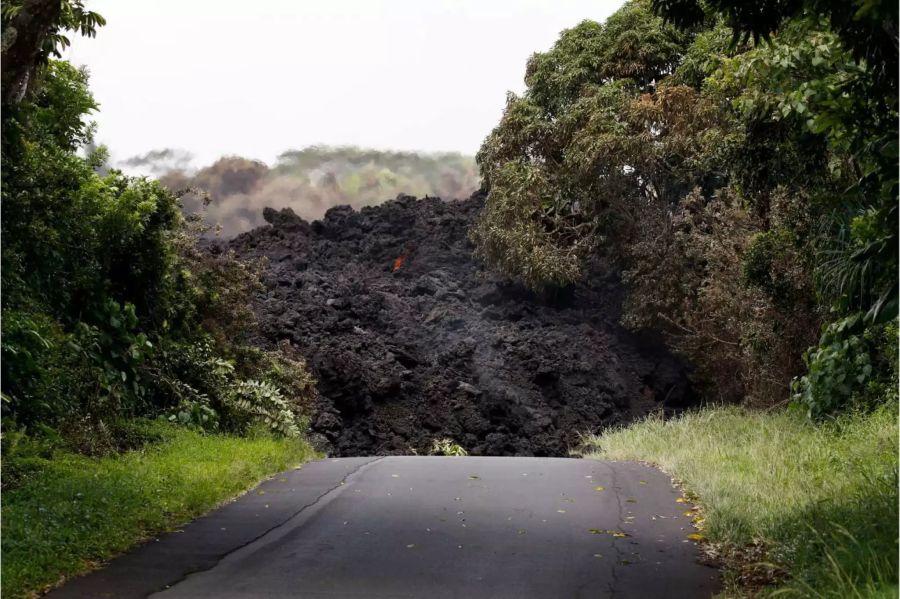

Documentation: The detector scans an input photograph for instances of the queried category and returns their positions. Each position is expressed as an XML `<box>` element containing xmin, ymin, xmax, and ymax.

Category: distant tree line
<box><xmin>140</xmin><ymin>147</ymin><xmax>480</xmax><ymax>237</ymax></box>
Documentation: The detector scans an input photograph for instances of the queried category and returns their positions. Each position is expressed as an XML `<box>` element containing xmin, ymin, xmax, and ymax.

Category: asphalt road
<box><xmin>49</xmin><ymin>457</ymin><xmax>719</xmax><ymax>599</ymax></box>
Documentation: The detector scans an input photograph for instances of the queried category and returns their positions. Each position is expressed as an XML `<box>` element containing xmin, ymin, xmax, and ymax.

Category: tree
<box><xmin>1</xmin><ymin>0</ymin><xmax>104</xmax><ymax>103</ymax></box>
<box><xmin>472</xmin><ymin>0</ymin><xmax>897</xmax><ymax>410</ymax></box>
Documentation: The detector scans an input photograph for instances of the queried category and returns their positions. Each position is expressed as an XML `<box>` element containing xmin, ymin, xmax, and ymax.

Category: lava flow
<box><xmin>229</xmin><ymin>193</ymin><xmax>694</xmax><ymax>457</ymax></box>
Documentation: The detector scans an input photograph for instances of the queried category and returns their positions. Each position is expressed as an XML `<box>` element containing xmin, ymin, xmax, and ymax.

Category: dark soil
<box><xmin>229</xmin><ymin>193</ymin><xmax>695</xmax><ymax>457</ymax></box>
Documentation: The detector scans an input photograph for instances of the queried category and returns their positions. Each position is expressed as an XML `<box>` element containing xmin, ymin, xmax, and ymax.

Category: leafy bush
<box><xmin>792</xmin><ymin>317</ymin><xmax>898</xmax><ymax>418</ymax></box>
<box><xmin>793</xmin><ymin>324</ymin><xmax>873</xmax><ymax>418</ymax></box>
<box><xmin>1</xmin><ymin>53</ymin><xmax>318</xmax><ymax>451</ymax></box>
<box><xmin>429</xmin><ymin>438</ymin><xmax>468</xmax><ymax>456</ymax></box>
<box><xmin>224</xmin><ymin>380</ymin><xmax>302</xmax><ymax>438</ymax></box>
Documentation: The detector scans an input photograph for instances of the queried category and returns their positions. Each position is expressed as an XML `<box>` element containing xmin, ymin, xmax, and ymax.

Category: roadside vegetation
<box><xmin>582</xmin><ymin>405</ymin><xmax>897</xmax><ymax>597</ymax></box>
<box><xmin>474</xmin><ymin>0</ymin><xmax>896</xmax><ymax>410</ymax></box>
<box><xmin>2</xmin><ymin>421</ymin><xmax>315</xmax><ymax>597</ymax></box>
<box><xmin>476</xmin><ymin>0</ymin><xmax>898</xmax><ymax>595</ymax></box>
<box><xmin>1</xmin><ymin>3</ymin><xmax>319</xmax><ymax>596</ymax></box>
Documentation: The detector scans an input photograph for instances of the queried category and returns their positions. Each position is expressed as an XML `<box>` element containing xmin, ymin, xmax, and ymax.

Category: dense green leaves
<box><xmin>474</xmin><ymin>0</ymin><xmax>897</xmax><ymax>412</ymax></box>
<box><xmin>1</xmin><ymin>55</ymin><xmax>313</xmax><ymax>442</ymax></box>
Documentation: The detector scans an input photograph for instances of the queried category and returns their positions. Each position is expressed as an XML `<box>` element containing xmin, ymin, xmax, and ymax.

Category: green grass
<box><xmin>581</xmin><ymin>404</ymin><xmax>898</xmax><ymax>598</ymax></box>
<box><xmin>1</xmin><ymin>423</ymin><xmax>316</xmax><ymax>598</ymax></box>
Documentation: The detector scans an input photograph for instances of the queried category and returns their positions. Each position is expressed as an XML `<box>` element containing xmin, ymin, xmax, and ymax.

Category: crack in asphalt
<box><xmin>151</xmin><ymin>457</ymin><xmax>385</xmax><ymax>597</ymax></box>
<box><xmin>603</xmin><ymin>462</ymin><xmax>627</xmax><ymax>599</ymax></box>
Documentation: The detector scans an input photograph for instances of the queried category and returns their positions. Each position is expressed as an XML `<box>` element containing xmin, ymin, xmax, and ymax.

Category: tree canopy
<box><xmin>473</xmin><ymin>0</ymin><xmax>897</xmax><ymax>412</ymax></box>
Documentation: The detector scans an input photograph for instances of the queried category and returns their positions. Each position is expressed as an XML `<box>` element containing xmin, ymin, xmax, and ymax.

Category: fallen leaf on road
<box><xmin>675</xmin><ymin>498</ymin><xmax>687</xmax><ymax>503</ymax></box>
<box><xmin>686</xmin><ymin>533</ymin><xmax>705</xmax><ymax>542</ymax></box>
<box><xmin>594</xmin><ymin>485</ymin><xmax>605</xmax><ymax>492</ymax></box>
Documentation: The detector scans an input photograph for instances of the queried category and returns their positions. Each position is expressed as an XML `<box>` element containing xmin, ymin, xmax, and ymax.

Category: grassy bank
<box><xmin>581</xmin><ymin>405</ymin><xmax>898</xmax><ymax>598</ymax></box>
<box><xmin>1</xmin><ymin>423</ymin><xmax>316</xmax><ymax>598</ymax></box>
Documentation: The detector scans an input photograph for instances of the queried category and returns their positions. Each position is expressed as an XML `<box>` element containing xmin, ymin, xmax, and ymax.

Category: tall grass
<box><xmin>581</xmin><ymin>404</ymin><xmax>898</xmax><ymax>597</ymax></box>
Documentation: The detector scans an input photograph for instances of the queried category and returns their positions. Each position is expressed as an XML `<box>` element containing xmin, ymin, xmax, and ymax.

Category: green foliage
<box><xmin>150</xmin><ymin>339</ymin><xmax>311</xmax><ymax>438</ymax></box>
<box><xmin>224</xmin><ymin>380</ymin><xmax>302</xmax><ymax>438</ymax></box>
<box><xmin>429</xmin><ymin>438</ymin><xmax>468</xmax><ymax>457</ymax></box>
<box><xmin>475</xmin><ymin>3</ymin><xmax>736</xmax><ymax>295</ymax></box>
<box><xmin>1</xmin><ymin>55</ymin><xmax>317</xmax><ymax>449</ymax></box>
<box><xmin>581</xmin><ymin>404</ymin><xmax>899</xmax><ymax>596</ymax></box>
<box><xmin>792</xmin><ymin>324</ymin><xmax>873</xmax><ymax>418</ymax></box>
<box><xmin>793</xmin><ymin>317</ymin><xmax>898</xmax><ymax>419</ymax></box>
<box><xmin>469</xmin><ymin>160</ymin><xmax>586</xmax><ymax>290</ymax></box>
<box><xmin>474</xmin><ymin>0</ymin><xmax>896</xmax><ymax>414</ymax></box>
<box><xmin>70</xmin><ymin>300</ymin><xmax>153</xmax><ymax>416</ymax></box>
<box><xmin>742</xmin><ymin>228</ymin><xmax>809</xmax><ymax>307</ymax></box>
<box><xmin>1</xmin><ymin>1</ymin><xmax>106</xmax><ymax>63</ymax></box>
<box><xmin>1</xmin><ymin>422</ymin><xmax>315</xmax><ymax>598</ymax></box>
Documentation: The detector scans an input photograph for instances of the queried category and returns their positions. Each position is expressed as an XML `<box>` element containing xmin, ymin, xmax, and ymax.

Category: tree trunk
<box><xmin>1</xmin><ymin>0</ymin><xmax>61</xmax><ymax>103</ymax></box>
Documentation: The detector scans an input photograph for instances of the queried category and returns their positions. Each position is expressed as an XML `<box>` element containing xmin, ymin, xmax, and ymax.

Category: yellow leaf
<box><xmin>612</xmin><ymin>532</ymin><xmax>628</xmax><ymax>538</ymax></box>
<box><xmin>675</xmin><ymin>497</ymin><xmax>686</xmax><ymax>503</ymax></box>
<box><xmin>587</xmin><ymin>528</ymin><xmax>602</xmax><ymax>534</ymax></box>
<box><xmin>687</xmin><ymin>533</ymin><xmax>705</xmax><ymax>542</ymax></box>
<box><xmin>639</xmin><ymin>480</ymin><xmax>647</xmax><ymax>485</ymax></box>
<box><xmin>594</xmin><ymin>485</ymin><xmax>605</xmax><ymax>492</ymax></box>
<box><xmin>683</xmin><ymin>510</ymin><xmax>694</xmax><ymax>517</ymax></box>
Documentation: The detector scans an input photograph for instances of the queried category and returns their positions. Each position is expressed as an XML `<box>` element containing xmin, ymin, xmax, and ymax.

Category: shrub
<box><xmin>1</xmin><ymin>58</ymin><xmax>318</xmax><ymax>446</ymax></box>
<box><xmin>223</xmin><ymin>380</ymin><xmax>302</xmax><ymax>438</ymax></box>
<box><xmin>429</xmin><ymin>438</ymin><xmax>468</xmax><ymax>456</ymax></box>
<box><xmin>793</xmin><ymin>326</ymin><xmax>873</xmax><ymax>418</ymax></box>
<box><xmin>792</xmin><ymin>317</ymin><xmax>897</xmax><ymax>419</ymax></box>
<box><xmin>1</xmin><ymin>311</ymin><xmax>76</xmax><ymax>424</ymax></box>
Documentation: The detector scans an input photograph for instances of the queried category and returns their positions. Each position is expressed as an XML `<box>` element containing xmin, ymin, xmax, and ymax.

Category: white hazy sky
<box><xmin>66</xmin><ymin>0</ymin><xmax>624</xmax><ymax>169</ymax></box>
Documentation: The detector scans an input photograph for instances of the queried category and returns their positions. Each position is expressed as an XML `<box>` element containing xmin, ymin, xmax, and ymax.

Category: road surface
<box><xmin>48</xmin><ymin>457</ymin><xmax>719</xmax><ymax>598</ymax></box>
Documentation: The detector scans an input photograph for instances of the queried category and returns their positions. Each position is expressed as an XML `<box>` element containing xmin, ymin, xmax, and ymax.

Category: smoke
<box><xmin>126</xmin><ymin>146</ymin><xmax>481</xmax><ymax>237</ymax></box>
<box><xmin>119</xmin><ymin>148</ymin><xmax>195</xmax><ymax>175</ymax></box>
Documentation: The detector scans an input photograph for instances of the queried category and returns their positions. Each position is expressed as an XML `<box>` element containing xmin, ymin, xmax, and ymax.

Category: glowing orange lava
<box><xmin>393</xmin><ymin>254</ymin><xmax>407</xmax><ymax>272</ymax></box>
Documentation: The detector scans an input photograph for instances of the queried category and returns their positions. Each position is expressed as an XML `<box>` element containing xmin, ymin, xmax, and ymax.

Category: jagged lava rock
<box><xmin>229</xmin><ymin>193</ymin><xmax>694</xmax><ymax>456</ymax></box>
